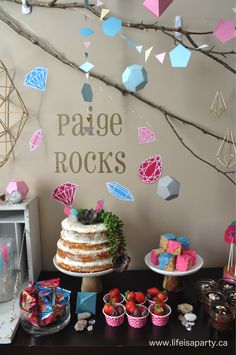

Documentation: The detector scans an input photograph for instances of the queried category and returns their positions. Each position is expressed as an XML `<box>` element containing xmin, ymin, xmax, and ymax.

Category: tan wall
<box><xmin>0</xmin><ymin>0</ymin><xmax>235</xmax><ymax>270</ymax></box>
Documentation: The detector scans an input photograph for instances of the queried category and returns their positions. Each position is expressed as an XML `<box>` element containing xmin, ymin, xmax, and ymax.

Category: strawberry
<box><xmin>125</xmin><ymin>291</ymin><xmax>136</xmax><ymax>301</ymax></box>
<box><xmin>135</xmin><ymin>291</ymin><xmax>145</xmax><ymax>304</ymax></box>
<box><xmin>153</xmin><ymin>304</ymin><xmax>165</xmax><ymax>316</ymax></box>
<box><xmin>147</xmin><ymin>287</ymin><xmax>159</xmax><ymax>296</ymax></box>
<box><xmin>125</xmin><ymin>300</ymin><xmax>136</xmax><ymax>314</ymax></box>
<box><xmin>109</xmin><ymin>288</ymin><xmax>120</xmax><ymax>297</ymax></box>
<box><xmin>103</xmin><ymin>303</ymin><xmax>115</xmax><ymax>316</ymax></box>
<box><xmin>110</xmin><ymin>295</ymin><xmax>120</xmax><ymax>303</ymax></box>
<box><xmin>157</xmin><ymin>290</ymin><xmax>168</xmax><ymax>302</ymax></box>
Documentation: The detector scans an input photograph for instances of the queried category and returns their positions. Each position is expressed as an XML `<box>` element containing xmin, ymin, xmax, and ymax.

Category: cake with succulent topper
<box><xmin>55</xmin><ymin>200</ymin><xmax>130</xmax><ymax>273</ymax></box>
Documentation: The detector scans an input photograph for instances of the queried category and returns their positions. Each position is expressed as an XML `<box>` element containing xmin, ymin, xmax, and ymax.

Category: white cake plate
<box><xmin>145</xmin><ymin>252</ymin><xmax>204</xmax><ymax>292</ymax></box>
<box><xmin>53</xmin><ymin>256</ymin><xmax>113</xmax><ymax>293</ymax></box>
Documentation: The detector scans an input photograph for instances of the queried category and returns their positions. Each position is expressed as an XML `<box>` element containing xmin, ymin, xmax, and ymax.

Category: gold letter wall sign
<box><xmin>55</xmin><ymin>107</ymin><xmax>126</xmax><ymax>174</ymax></box>
<box><xmin>0</xmin><ymin>60</ymin><xmax>29</xmax><ymax>167</ymax></box>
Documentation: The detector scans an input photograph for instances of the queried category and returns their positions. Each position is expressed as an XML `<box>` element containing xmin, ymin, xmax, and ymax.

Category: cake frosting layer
<box><xmin>57</xmin><ymin>239</ymin><xmax>110</xmax><ymax>255</ymax></box>
<box><xmin>62</xmin><ymin>217</ymin><xmax>107</xmax><ymax>233</ymax></box>
<box><xmin>62</xmin><ymin>229</ymin><xmax>107</xmax><ymax>245</ymax></box>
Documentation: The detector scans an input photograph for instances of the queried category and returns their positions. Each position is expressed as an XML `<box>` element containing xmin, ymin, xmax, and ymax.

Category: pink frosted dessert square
<box><xmin>151</xmin><ymin>248</ymin><xmax>164</xmax><ymax>265</ymax></box>
<box><xmin>167</xmin><ymin>240</ymin><xmax>182</xmax><ymax>256</ymax></box>
<box><xmin>182</xmin><ymin>249</ymin><xmax>197</xmax><ymax>266</ymax></box>
<box><xmin>176</xmin><ymin>254</ymin><xmax>192</xmax><ymax>272</ymax></box>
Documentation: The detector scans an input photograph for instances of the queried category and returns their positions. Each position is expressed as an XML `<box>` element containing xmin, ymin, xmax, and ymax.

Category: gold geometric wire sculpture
<box><xmin>210</xmin><ymin>90</ymin><xmax>227</xmax><ymax>119</ymax></box>
<box><xmin>216</xmin><ymin>128</ymin><xmax>236</xmax><ymax>168</ymax></box>
<box><xmin>0</xmin><ymin>60</ymin><xmax>29</xmax><ymax>168</ymax></box>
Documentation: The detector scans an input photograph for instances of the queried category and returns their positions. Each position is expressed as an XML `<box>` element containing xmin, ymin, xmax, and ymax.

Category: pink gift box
<box><xmin>149</xmin><ymin>304</ymin><xmax>172</xmax><ymax>326</ymax></box>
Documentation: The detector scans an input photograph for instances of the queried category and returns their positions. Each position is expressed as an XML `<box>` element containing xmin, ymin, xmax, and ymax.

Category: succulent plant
<box><xmin>77</xmin><ymin>209</ymin><xmax>99</xmax><ymax>225</ymax></box>
<box><xmin>113</xmin><ymin>251</ymin><xmax>131</xmax><ymax>272</ymax></box>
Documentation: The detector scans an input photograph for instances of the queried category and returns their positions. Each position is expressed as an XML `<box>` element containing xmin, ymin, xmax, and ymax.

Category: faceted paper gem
<box><xmin>138</xmin><ymin>127</ymin><xmax>156</xmax><ymax>144</ymax></box>
<box><xmin>79</xmin><ymin>61</ymin><xmax>94</xmax><ymax>73</ymax></box>
<box><xmin>210</xmin><ymin>90</ymin><xmax>227</xmax><ymax>119</ymax></box>
<box><xmin>145</xmin><ymin>46</ymin><xmax>153</xmax><ymax>62</ymax></box>
<box><xmin>51</xmin><ymin>183</ymin><xmax>78</xmax><ymax>206</ymax></box>
<box><xmin>136</xmin><ymin>45</ymin><xmax>143</xmax><ymax>53</ymax></box>
<box><xmin>143</xmin><ymin>0</ymin><xmax>173</xmax><ymax>17</ymax></box>
<box><xmin>6</xmin><ymin>181</ymin><xmax>29</xmax><ymax>200</ymax></box>
<box><xmin>157</xmin><ymin>176</ymin><xmax>181</xmax><ymax>201</ymax></box>
<box><xmin>106</xmin><ymin>182</ymin><xmax>134</xmax><ymax>201</ymax></box>
<box><xmin>83</xmin><ymin>41</ymin><xmax>91</xmax><ymax>49</ymax></box>
<box><xmin>24</xmin><ymin>67</ymin><xmax>48</xmax><ymax>91</ymax></box>
<box><xmin>169</xmin><ymin>44</ymin><xmax>191</xmax><ymax>68</ymax></box>
<box><xmin>155</xmin><ymin>52</ymin><xmax>166</xmax><ymax>63</ymax></box>
<box><xmin>96</xmin><ymin>1</ymin><xmax>103</xmax><ymax>6</ymax></box>
<box><xmin>213</xmin><ymin>19</ymin><xmax>236</xmax><ymax>43</ymax></box>
<box><xmin>216</xmin><ymin>129</ymin><xmax>236</xmax><ymax>168</ymax></box>
<box><xmin>102</xmin><ymin>16</ymin><xmax>122</xmax><ymax>37</ymax></box>
<box><xmin>29</xmin><ymin>128</ymin><xmax>43</xmax><ymax>151</ymax></box>
<box><xmin>100</xmin><ymin>9</ymin><xmax>110</xmax><ymax>21</ymax></box>
<box><xmin>138</xmin><ymin>155</ymin><xmax>163</xmax><ymax>184</ymax></box>
<box><xmin>81</xmin><ymin>83</ymin><xmax>93</xmax><ymax>102</ymax></box>
<box><xmin>80</xmin><ymin>27</ymin><xmax>94</xmax><ymax>36</ymax></box>
<box><xmin>122</xmin><ymin>64</ymin><xmax>148</xmax><ymax>92</ymax></box>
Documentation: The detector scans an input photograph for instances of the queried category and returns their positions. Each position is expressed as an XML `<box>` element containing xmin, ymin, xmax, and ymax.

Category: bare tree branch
<box><xmin>0</xmin><ymin>6</ymin><xmax>235</xmax><ymax>184</ymax></box>
<box><xmin>4</xmin><ymin>0</ymin><xmax>236</xmax><ymax>73</ymax></box>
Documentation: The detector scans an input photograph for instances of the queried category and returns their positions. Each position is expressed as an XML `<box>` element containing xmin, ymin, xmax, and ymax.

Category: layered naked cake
<box><xmin>55</xmin><ymin>217</ymin><xmax>113</xmax><ymax>273</ymax></box>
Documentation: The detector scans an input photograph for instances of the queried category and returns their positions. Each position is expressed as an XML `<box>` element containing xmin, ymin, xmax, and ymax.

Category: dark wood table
<box><xmin>1</xmin><ymin>268</ymin><xmax>235</xmax><ymax>355</ymax></box>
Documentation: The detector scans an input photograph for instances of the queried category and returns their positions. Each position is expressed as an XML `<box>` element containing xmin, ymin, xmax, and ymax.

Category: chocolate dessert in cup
<box><xmin>196</xmin><ymin>279</ymin><xmax>217</xmax><ymax>302</ymax></box>
<box><xmin>210</xmin><ymin>301</ymin><xmax>235</xmax><ymax>332</ymax></box>
<box><xmin>217</xmin><ymin>278</ymin><xmax>236</xmax><ymax>293</ymax></box>
<box><xmin>203</xmin><ymin>291</ymin><xmax>225</xmax><ymax>315</ymax></box>
<box><xmin>226</xmin><ymin>290</ymin><xmax>236</xmax><ymax>310</ymax></box>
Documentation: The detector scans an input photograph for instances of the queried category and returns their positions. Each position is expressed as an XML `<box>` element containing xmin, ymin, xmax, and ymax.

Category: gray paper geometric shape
<box><xmin>81</xmin><ymin>83</ymin><xmax>93</xmax><ymax>102</ymax></box>
<box><xmin>157</xmin><ymin>175</ymin><xmax>181</xmax><ymax>201</ymax></box>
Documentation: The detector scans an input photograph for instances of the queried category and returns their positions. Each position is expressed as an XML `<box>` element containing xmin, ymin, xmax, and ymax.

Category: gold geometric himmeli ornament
<box><xmin>0</xmin><ymin>60</ymin><xmax>29</xmax><ymax>168</ymax></box>
<box><xmin>210</xmin><ymin>90</ymin><xmax>227</xmax><ymax>119</ymax></box>
<box><xmin>216</xmin><ymin>129</ymin><xmax>236</xmax><ymax>168</ymax></box>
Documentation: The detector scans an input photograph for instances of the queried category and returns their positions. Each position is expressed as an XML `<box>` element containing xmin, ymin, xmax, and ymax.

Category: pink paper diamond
<box><xmin>213</xmin><ymin>19</ymin><xmax>236</xmax><ymax>43</ymax></box>
<box><xmin>138</xmin><ymin>127</ymin><xmax>156</xmax><ymax>144</ymax></box>
<box><xmin>51</xmin><ymin>183</ymin><xmax>78</xmax><ymax>206</ymax></box>
<box><xmin>29</xmin><ymin>129</ymin><xmax>43</xmax><ymax>151</ymax></box>
<box><xmin>143</xmin><ymin>0</ymin><xmax>173</xmax><ymax>17</ymax></box>
<box><xmin>138</xmin><ymin>155</ymin><xmax>163</xmax><ymax>183</ymax></box>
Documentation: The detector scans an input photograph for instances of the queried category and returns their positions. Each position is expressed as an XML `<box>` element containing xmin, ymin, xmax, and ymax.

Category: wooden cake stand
<box><xmin>53</xmin><ymin>256</ymin><xmax>113</xmax><ymax>293</ymax></box>
<box><xmin>144</xmin><ymin>252</ymin><xmax>204</xmax><ymax>292</ymax></box>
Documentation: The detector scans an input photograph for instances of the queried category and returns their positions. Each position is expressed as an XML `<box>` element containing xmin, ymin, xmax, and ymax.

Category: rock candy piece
<box><xmin>74</xmin><ymin>320</ymin><xmax>87</xmax><ymax>331</ymax></box>
<box><xmin>184</xmin><ymin>313</ymin><xmax>197</xmax><ymax>322</ymax></box>
<box><xmin>181</xmin><ymin>318</ymin><xmax>187</xmax><ymax>326</ymax></box>
<box><xmin>6</xmin><ymin>191</ymin><xmax>23</xmax><ymax>204</ymax></box>
<box><xmin>87</xmin><ymin>325</ymin><xmax>93</xmax><ymax>331</ymax></box>
<box><xmin>177</xmin><ymin>303</ymin><xmax>193</xmax><ymax>314</ymax></box>
<box><xmin>77</xmin><ymin>312</ymin><xmax>91</xmax><ymax>320</ymax></box>
<box><xmin>88</xmin><ymin>319</ymin><xmax>96</xmax><ymax>325</ymax></box>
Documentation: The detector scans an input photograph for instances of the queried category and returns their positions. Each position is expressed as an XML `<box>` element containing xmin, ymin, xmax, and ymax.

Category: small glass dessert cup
<box><xmin>102</xmin><ymin>303</ymin><xmax>125</xmax><ymax>327</ymax></box>
<box><xmin>217</xmin><ymin>278</ymin><xmax>236</xmax><ymax>294</ymax></box>
<box><xmin>226</xmin><ymin>290</ymin><xmax>236</xmax><ymax>310</ymax></box>
<box><xmin>210</xmin><ymin>301</ymin><xmax>235</xmax><ymax>332</ymax></box>
<box><xmin>20</xmin><ymin>302</ymin><xmax>71</xmax><ymax>336</ymax></box>
<box><xmin>148</xmin><ymin>303</ymin><xmax>172</xmax><ymax>326</ymax></box>
<box><xmin>196</xmin><ymin>279</ymin><xmax>217</xmax><ymax>302</ymax></box>
<box><xmin>203</xmin><ymin>291</ymin><xmax>225</xmax><ymax>315</ymax></box>
<box><xmin>126</xmin><ymin>305</ymin><xmax>149</xmax><ymax>328</ymax></box>
<box><xmin>103</xmin><ymin>293</ymin><xmax>125</xmax><ymax>304</ymax></box>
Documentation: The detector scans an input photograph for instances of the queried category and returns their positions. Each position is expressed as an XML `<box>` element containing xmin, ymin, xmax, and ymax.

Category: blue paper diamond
<box><xmin>80</xmin><ymin>27</ymin><xmax>94</xmax><ymax>37</ymax></box>
<box><xmin>79</xmin><ymin>61</ymin><xmax>94</xmax><ymax>73</ymax></box>
<box><xmin>169</xmin><ymin>44</ymin><xmax>191</xmax><ymax>68</ymax></box>
<box><xmin>81</xmin><ymin>83</ymin><xmax>93</xmax><ymax>102</ymax></box>
<box><xmin>122</xmin><ymin>64</ymin><xmax>148</xmax><ymax>92</ymax></box>
<box><xmin>106</xmin><ymin>182</ymin><xmax>134</xmax><ymax>201</ymax></box>
<box><xmin>102</xmin><ymin>16</ymin><xmax>122</xmax><ymax>37</ymax></box>
<box><xmin>24</xmin><ymin>67</ymin><xmax>48</xmax><ymax>91</ymax></box>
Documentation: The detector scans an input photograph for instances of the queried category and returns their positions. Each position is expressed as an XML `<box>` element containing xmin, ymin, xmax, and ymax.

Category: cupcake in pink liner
<box><xmin>125</xmin><ymin>291</ymin><xmax>146</xmax><ymax>305</ymax></box>
<box><xmin>103</xmin><ymin>288</ymin><xmax>125</xmax><ymax>304</ymax></box>
<box><xmin>126</xmin><ymin>303</ymin><xmax>149</xmax><ymax>329</ymax></box>
<box><xmin>102</xmin><ymin>303</ymin><xmax>125</xmax><ymax>327</ymax></box>
<box><xmin>149</xmin><ymin>303</ymin><xmax>171</xmax><ymax>326</ymax></box>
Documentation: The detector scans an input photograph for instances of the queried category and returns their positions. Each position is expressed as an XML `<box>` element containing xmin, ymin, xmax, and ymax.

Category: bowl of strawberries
<box><xmin>125</xmin><ymin>301</ymin><xmax>149</xmax><ymax>328</ymax></box>
<box><xmin>125</xmin><ymin>291</ymin><xmax>146</xmax><ymax>305</ymax></box>
<box><xmin>102</xmin><ymin>303</ymin><xmax>126</xmax><ymax>327</ymax></box>
<box><xmin>103</xmin><ymin>288</ymin><xmax>125</xmax><ymax>304</ymax></box>
<box><xmin>146</xmin><ymin>287</ymin><xmax>168</xmax><ymax>305</ymax></box>
<box><xmin>148</xmin><ymin>301</ymin><xmax>172</xmax><ymax>326</ymax></box>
